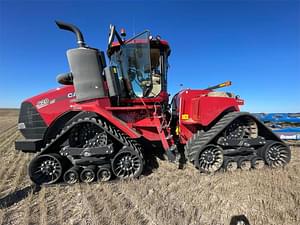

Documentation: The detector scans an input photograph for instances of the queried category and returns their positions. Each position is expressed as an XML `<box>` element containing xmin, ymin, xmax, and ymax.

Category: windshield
<box><xmin>119</xmin><ymin>31</ymin><xmax>152</xmax><ymax>97</ymax></box>
<box><xmin>109</xmin><ymin>31</ymin><xmax>167</xmax><ymax>98</ymax></box>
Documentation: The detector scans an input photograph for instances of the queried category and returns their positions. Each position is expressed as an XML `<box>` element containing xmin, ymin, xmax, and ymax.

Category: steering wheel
<box><xmin>128</xmin><ymin>67</ymin><xmax>144</xmax><ymax>83</ymax></box>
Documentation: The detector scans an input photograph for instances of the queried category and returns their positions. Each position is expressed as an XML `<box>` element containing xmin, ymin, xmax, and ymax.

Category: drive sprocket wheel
<box><xmin>29</xmin><ymin>153</ymin><xmax>63</xmax><ymax>185</ymax></box>
<box><xmin>195</xmin><ymin>144</ymin><xmax>224</xmax><ymax>173</ymax></box>
<box><xmin>264</xmin><ymin>142</ymin><xmax>291</xmax><ymax>167</ymax></box>
<box><xmin>112</xmin><ymin>147</ymin><xmax>144</xmax><ymax>179</ymax></box>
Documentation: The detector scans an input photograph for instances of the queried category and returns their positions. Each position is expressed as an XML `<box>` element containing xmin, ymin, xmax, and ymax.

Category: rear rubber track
<box><xmin>184</xmin><ymin>111</ymin><xmax>290</xmax><ymax>172</ymax></box>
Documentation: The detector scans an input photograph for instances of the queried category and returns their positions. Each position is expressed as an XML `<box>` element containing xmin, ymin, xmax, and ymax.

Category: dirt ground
<box><xmin>0</xmin><ymin>109</ymin><xmax>299</xmax><ymax>225</ymax></box>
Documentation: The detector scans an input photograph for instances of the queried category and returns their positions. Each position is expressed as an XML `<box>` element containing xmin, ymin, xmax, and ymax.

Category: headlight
<box><xmin>18</xmin><ymin>123</ymin><xmax>26</xmax><ymax>130</ymax></box>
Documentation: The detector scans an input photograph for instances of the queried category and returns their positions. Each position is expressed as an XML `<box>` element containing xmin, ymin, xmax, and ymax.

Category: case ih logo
<box><xmin>67</xmin><ymin>92</ymin><xmax>76</xmax><ymax>98</ymax></box>
<box><xmin>36</xmin><ymin>93</ymin><xmax>75</xmax><ymax>109</ymax></box>
<box><xmin>36</xmin><ymin>98</ymin><xmax>56</xmax><ymax>109</ymax></box>
<box><xmin>36</xmin><ymin>98</ymin><xmax>50</xmax><ymax>109</ymax></box>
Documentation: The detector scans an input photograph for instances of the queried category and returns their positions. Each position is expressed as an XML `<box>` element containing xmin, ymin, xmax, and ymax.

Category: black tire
<box><xmin>237</xmin><ymin>157</ymin><xmax>251</xmax><ymax>170</ymax></box>
<box><xmin>63</xmin><ymin>167</ymin><xmax>80</xmax><ymax>184</ymax></box>
<box><xmin>250</xmin><ymin>156</ymin><xmax>265</xmax><ymax>169</ymax></box>
<box><xmin>112</xmin><ymin>147</ymin><xmax>144</xmax><ymax>179</ymax></box>
<box><xmin>80</xmin><ymin>165</ymin><xmax>96</xmax><ymax>183</ymax></box>
<box><xmin>223</xmin><ymin>158</ymin><xmax>238</xmax><ymax>172</ymax></box>
<box><xmin>97</xmin><ymin>165</ymin><xmax>112</xmax><ymax>182</ymax></box>
<box><xmin>263</xmin><ymin>141</ymin><xmax>291</xmax><ymax>167</ymax></box>
<box><xmin>28</xmin><ymin>153</ymin><xmax>63</xmax><ymax>185</ymax></box>
<box><xmin>195</xmin><ymin>144</ymin><xmax>224</xmax><ymax>173</ymax></box>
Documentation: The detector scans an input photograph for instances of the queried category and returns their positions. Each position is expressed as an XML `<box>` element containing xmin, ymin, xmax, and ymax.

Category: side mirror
<box><xmin>108</xmin><ymin>24</ymin><xmax>124</xmax><ymax>49</ymax></box>
<box><xmin>108</xmin><ymin>24</ymin><xmax>116</xmax><ymax>48</ymax></box>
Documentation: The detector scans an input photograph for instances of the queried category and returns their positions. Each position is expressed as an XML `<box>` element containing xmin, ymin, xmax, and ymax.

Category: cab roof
<box><xmin>107</xmin><ymin>39</ymin><xmax>171</xmax><ymax>57</ymax></box>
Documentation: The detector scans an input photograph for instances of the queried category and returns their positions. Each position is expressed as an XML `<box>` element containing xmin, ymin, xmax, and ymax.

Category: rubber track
<box><xmin>184</xmin><ymin>111</ymin><xmax>278</xmax><ymax>163</ymax></box>
<box><xmin>36</xmin><ymin>117</ymin><xmax>143</xmax><ymax>161</ymax></box>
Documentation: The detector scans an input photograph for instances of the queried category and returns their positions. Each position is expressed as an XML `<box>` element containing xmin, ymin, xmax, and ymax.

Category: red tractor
<box><xmin>15</xmin><ymin>21</ymin><xmax>291</xmax><ymax>185</ymax></box>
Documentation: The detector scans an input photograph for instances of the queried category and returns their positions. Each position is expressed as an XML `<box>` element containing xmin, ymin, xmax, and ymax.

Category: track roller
<box><xmin>63</xmin><ymin>166</ymin><xmax>80</xmax><ymax>184</ymax></box>
<box><xmin>263</xmin><ymin>141</ymin><xmax>291</xmax><ymax>168</ymax></box>
<box><xmin>195</xmin><ymin>144</ymin><xmax>224</xmax><ymax>173</ymax></box>
<box><xmin>28</xmin><ymin>153</ymin><xmax>63</xmax><ymax>185</ymax></box>
<box><xmin>223</xmin><ymin>158</ymin><xmax>238</xmax><ymax>172</ymax></box>
<box><xmin>112</xmin><ymin>147</ymin><xmax>144</xmax><ymax>179</ymax></box>
<box><xmin>80</xmin><ymin>165</ymin><xmax>96</xmax><ymax>183</ymax></box>
<box><xmin>238</xmin><ymin>158</ymin><xmax>251</xmax><ymax>170</ymax></box>
<box><xmin>97</xmin><ymin>165</ymin><xmax>112</xmax><ymax>182</ymax></box>
<box><xmin>251</xmin><ymin>156</ymin><xmax>265</xmax><ymax>169</ymax></box>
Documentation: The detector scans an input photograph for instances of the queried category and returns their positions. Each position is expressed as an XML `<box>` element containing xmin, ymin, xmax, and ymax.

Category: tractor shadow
<box><xmin>141</xmin><ymin>140</ymin><xmax>188</xmax><ymax>176</ymax></box>
<box><xmin>141</xmin><ymin>140</ymin><xmax>164</xmax><ymax>176</ymax></box>
<box><xmin>0</xmin><ymin>185</ymin><xmax>41</xmax><ymax>209</ymax></box>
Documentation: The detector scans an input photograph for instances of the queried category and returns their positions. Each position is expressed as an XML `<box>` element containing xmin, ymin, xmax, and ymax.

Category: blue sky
<box><xmin>0</xmin><ymin>0</ymin><xmax>299</xmax><ymax>112</ymax></box>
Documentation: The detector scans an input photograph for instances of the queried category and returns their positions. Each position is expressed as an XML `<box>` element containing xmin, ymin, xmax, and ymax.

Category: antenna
<box><xmin>132</xmin><ymin>16</ymin><xmax>136</xmax><ymax>36</ymax></box>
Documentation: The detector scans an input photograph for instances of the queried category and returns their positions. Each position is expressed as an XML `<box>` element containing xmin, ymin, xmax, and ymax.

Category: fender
<box><xmin>71</xmin><ymin>99</ymin><xmax>141</xmax><ymax>139</ymax></box>
<box><xmin>44</xmin><ymin>110</ymin><xmax>80</xmax><ymax>142</ymax></box>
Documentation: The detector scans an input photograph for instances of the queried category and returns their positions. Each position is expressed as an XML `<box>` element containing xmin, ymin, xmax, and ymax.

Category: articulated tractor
<box><xmin>15</xmin><ymin>21</ymin><xmax>291</xmax><ymax>185</ymax></box>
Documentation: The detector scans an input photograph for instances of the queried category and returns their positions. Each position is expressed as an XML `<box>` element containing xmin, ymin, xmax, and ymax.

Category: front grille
<box><xmin>19</xmin><ymin>102</ymin><xmax>47</xmax><ymax>139</ymax></box>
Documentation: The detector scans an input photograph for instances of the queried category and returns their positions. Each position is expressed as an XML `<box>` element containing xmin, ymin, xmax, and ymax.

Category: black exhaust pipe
<box><xmin>56</xmin><ymin>20</ymin><xmax>106</xmax><ymax>101</ymax></box>
<box><xmin>55</xmin><ymin>20</ymin><xmax>86</xmax><ymax>47</ymax></box>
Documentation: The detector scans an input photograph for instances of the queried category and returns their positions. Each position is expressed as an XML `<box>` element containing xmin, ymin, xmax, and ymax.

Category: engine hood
<box><xmin>24</xmin><ymin>85</ymin><xmax>75</xmax><ymax>110</ymax></box>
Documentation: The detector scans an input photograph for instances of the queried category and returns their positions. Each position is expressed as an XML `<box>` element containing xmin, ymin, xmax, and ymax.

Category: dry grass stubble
<box><xmin>0</xmin><ymin>109</ymin><xmax>299</xmax><ymax>225</ymax></box>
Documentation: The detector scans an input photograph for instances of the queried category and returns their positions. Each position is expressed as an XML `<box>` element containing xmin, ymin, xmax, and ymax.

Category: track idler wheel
<box><xmin>97</xmin><ymin>165</ymin><xmax>112</xmax><ymax>182</ymax></box>
<box><xmin>28</xmin><ymin>153</ymin><xmax>63</xmax><ymax>185</ymax></box>
<box><xmin>251</xmin><ymin>156</ymin><xmax>265</xmax><ymax>169</ymax></box>
<box><xmin>238</xmin><ymin>158</ymin><xmax>251</xmax><ymax>170</ymax></box>
<box><xmin>63</xmin><ymin>166</ymin><xmax>80</xmax><ymax>184</ymax></box>
<box><xmin>80</xmin><ymin>165</ymin><xmax>96</xmax><ymax>183</ymax></box>
<box><xmin>264</xmin><ymin>142</ymin><xmax>291</xmax><ymax>167</ymax></box>
<box><xmin>195</xmin><ymin>144</ymin><xmax>224</xmax><ymax>173</ymax></box>
<box><xmin>223</xmin><ymin>158</ymin><xmax>238</xmax><ymax>172</ymax></box>
<box><xmin>112</xmin><ymin>147</ymin><xmax>144</xmax><ymax>179</ymax></box>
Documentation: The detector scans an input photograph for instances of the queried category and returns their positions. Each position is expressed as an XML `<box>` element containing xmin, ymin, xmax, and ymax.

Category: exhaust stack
<box><xmin>55</xmin><ymin>20</ymin><xmax>86</xmax><ymax>47</ymax></box>
<box><xmin>56</xmin><ymin>20</ymin><xmax>106</xmax><ymax>102</ymax></box>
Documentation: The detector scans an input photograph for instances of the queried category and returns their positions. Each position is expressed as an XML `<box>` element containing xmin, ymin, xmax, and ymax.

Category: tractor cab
<box><xmin>106</xmin><ymin>27</ymin><xmax>170</xmax><ymax>104</ymax></box>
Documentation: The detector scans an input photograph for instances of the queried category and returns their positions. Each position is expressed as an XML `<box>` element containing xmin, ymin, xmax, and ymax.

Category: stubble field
<box><xmin>0</xmin><ymin>109</ymin><xmax>299</xmax><ymax>225</ymax></box>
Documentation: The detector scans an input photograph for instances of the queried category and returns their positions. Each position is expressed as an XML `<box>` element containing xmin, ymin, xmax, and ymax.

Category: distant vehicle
<box><xmin>272</xmin><ymin>128</ymin><xmax>300</xmax><ymax>140</ymax></box>
<box><xmin>253</xmin><ymin>113</ymin><xmax>300</xmax><ymax>140</ymax></box>
<box><xmin>253</xmin><ymin>113</ymin><xmax>300</xmax><ymax>124</ymax></box>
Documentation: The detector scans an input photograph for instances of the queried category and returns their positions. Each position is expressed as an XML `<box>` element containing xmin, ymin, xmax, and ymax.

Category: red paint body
<box><xmin>24</xmin><ymin>84</ymin><xmax>244</xmax><ymax>151</ymax></box>
<box><xmin>173</xmin><ymin>89</ymin><xmax>243</xmax><ymax>143</ymax></box>
<box><xmin>24</xmin><ymin>85</ymin><xmax>75</xmax><ymax>126</ymax></box>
